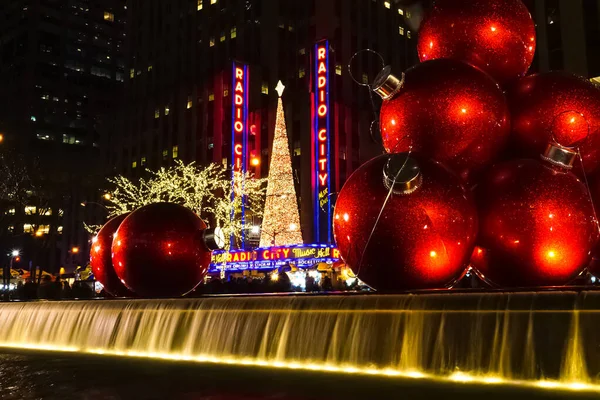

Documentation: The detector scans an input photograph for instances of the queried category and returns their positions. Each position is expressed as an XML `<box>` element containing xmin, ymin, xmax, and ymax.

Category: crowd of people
<box><xmin>193</xmin><ymin>272</ymin><xmax>362</xmax><ymax>295</ymax></box>
<box><xmin>4</xmin><ymin>275</ymin><xmax>95</xmax><ymax>300</ymax></box>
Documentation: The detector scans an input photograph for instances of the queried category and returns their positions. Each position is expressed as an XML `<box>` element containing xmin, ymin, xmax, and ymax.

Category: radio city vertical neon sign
<box><xmin>313</xmin><ymin>40</ymin><xmax>332</xmax><ymax>243</ymax></box>
<box><xmin>232</xmin><ymin>62</ymin><xmax>249</xmax><ymax>246</ymax></box>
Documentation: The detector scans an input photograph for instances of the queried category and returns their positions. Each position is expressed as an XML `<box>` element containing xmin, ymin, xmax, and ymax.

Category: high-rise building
<box><xmin>0</xmin><ymin>0</ymin><xmax>126</xmax><ymax>271</ymax></box>
<box><xmin>523</xmin><ymin>0</ymin><xmax>600</xmax><ymax>78</ymax></box>
<box><xmin>116</xmin><ymin>0</ymin><xmax>417</xmax><ymax>246</ymax></box>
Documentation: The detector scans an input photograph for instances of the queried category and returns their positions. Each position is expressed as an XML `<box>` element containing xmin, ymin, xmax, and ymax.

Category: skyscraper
<box><xmin>117</xmin><ymin>0</ymin><xmax>417</xmax><ymax>245</ymax></box>
<box><xmin>523</xmin><ymin>0</ymin><xmax>600</xmax><ymax>78</ymax></box>
<box><xmin>0</xmin><ymin>0</ymin><xmax>126</xmax><ymax>271</ymax></box>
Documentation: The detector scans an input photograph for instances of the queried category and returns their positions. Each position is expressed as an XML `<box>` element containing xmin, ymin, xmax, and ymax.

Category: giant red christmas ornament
<box><xmin>586</xmin><ymin>178</ymin><xmax>600</xmax><ymax>278</ymax></box>
<box><xmin>90</xmin><ymin>213</ymin><xmax>133</xmax><ymax>297</ymax></box>
<box><xmin>373</xmin><ymin>59</ymin><xmax>510</xmax><ymax>183</ymax></box>
<box><xmin>507</xmin><ymin>71</ymin><xmax>600</xmax><ymax>175</ymax></box>
<box><xmin>333</xmin><ymin>153</ymin><xmax>477</xmax><ymax>291</ymax></box>
<box><xmin>112</xmin><ymin>203</ymin><xmax>224</xmax><ymax>297</ymax></box>
<box><xmin>472</xmin><ymin>144</ymin><xmax>598</xmax><ymax>287</ymax></box>
<box><xmin>418</xmin><ymin>0</ymin><xmax>536</xmax><ymax>85</ymax></box>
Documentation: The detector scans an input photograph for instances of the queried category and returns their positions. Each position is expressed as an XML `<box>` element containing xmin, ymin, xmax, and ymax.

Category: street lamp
<box><xmin>103</xmin><ymin>193</ymin><xmax>112</xmax><ymax>200</ymax></box>
<box><xmin>0</xmin><ymin>133</ymin><xmax>4</xmax><ymax>143</ymax></box>
<box><xmin>4</xmin><ymin>250</ymin><xmax>20</xmax><ymax>300</ymax></box>
<box><xmin>11</xmin><ymin>250</ymin><xmax>19</xmax><ymax>257</ymax></box>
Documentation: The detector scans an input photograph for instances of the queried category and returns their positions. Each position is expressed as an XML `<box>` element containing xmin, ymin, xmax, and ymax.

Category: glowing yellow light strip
<box><xmin>0</xmin><ymin>342</ymin><xmax>599</xmax><ymax>393</ymax></box>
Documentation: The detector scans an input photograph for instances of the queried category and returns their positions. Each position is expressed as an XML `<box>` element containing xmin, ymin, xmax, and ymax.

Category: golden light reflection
<box><xmin>0</xmin><ymin>343</ymin><xmax>596</xmax><ymax>394</ymax></box>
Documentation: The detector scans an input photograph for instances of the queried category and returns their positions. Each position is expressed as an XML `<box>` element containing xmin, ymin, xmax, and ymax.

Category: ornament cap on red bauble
<box><xmin>382</xmin><ymin>153</ymin><xmax>423</xmax><ymax>194</ymax></box>
<box><xmin>541</xmin><ymin>143</ymin><xmax>578</xmax><ymax>170</ymax></box>
<box><xmin>334</xmin><ymin>153</ymin><xmax>478</xmax><ymax>292</ymax></box>
<box><xmin>372</xmin><ymin>66</ymin><xmax>405</xmax><ymax>101</ymax></box>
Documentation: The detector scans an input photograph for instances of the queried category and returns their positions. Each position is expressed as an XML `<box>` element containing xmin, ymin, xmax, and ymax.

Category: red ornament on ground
<box><xmin>373</xmin><ymin>59</ymin><xmax>510</xmax><ymax>183</ymax></box>
<box><xmin>90</xmin><ymin>213</ymin><xmax>133</xmax><ymax>297</ymax></box>
<box><xmin>586</xmin><ymin>178</ymin><xmax>600</xmax><ymax>278</ymax></box>
<box><xmin>472</xmin><ymin>145</ymin><xmax>598</xmax><ymax>287</ymax></box>
<box><xmin>507</xmin><ymin>71</ymin><xmax>600</xmax><ymax>175</ymax></box>
<box><xmin>418</xmin><ymin>0</ymin><xmax>536</xmax><ymax>85</ymax></box>
<box><xmin>333</xmin><ymin>153</ymin><xmax>478</xmax><ymax>291</ymax></box>
<box><xmin>112</xmin><ymin>203</ymin><xmax>222</xmax><ymax>297</ymax></box>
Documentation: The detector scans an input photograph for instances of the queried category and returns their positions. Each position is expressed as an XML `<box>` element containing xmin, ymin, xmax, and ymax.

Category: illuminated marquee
<box><xmin>210</xmin><ymin>244</ymin><xmax>340</xmax><ymax>272</ymax></box>
<box><xmin>232</xmin><ymin>62</ymin><xmax>249</xmax><ymax>246</ymax></box>
<box><xmin>313</xmin><ymin>40</ymin><xmax>332</xmax><ymax>244</ymax></box>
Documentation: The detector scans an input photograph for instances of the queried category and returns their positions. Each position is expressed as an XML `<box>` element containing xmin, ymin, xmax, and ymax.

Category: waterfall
<box><xmin>0</xmin><ymin>292</ymin><xmax>599</xmax><ymax>391</ymax></box>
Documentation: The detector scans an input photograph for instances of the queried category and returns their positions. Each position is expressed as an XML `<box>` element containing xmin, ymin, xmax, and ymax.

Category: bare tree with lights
<box><xmin>102</xmin><ymin>160</ymin><xmax>266</xmax><ymax>252</ymax></box>
<box><xmin>259</xmin><ymin>81</ymin><xmax>303</xmax><ymax>247</ymax></box>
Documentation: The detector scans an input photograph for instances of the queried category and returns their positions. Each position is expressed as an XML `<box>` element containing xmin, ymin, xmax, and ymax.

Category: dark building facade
<box><xmin>0</xmin><ymin>0</ymin><xmax>125</xmax><ymax>271</ymax></box>
<box><xmin>521</xmin><ymin>0</ymin><xmax>600</xmax><ymax>78</ymax></box>
<box><xmin>116</xmin><ymin>0</ymin><xmax>418</xmax><ymax>246</ymax></box>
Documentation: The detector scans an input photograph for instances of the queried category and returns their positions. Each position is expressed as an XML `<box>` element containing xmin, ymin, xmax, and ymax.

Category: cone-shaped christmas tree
<box><xmin>259</xmin><ymin>81</ymin><xmax>303</xmax><ymax>247</ymax></box>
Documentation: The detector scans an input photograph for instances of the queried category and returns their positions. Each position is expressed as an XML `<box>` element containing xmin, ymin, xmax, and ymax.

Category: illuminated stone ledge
<box><xmin>0</xmin><ymin>291</ymin><xmax>600</xmax><ymax>392</ymax></box>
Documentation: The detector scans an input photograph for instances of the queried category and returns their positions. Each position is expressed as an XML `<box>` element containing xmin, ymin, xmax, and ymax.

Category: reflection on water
<box><xmin>1</xmin><ymin>292</ymin><xmax>600</xmax><ymax>393</ymax></box>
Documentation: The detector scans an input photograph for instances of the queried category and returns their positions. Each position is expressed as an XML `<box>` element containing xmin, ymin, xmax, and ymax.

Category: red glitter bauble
<box><xmin>111</xmin><ymin>203</ymin><xmax>211</xmax><ymax>297</ymax></box>
<box><xmin>472</xmin><ymin>158</ymin><xmax>598</xmax><ymax>287</ymax></box>
<box><xmin>333</xmin><ymin>153</ymin><xmax>478</xmax><ymax>291</ymax></box>
<box><xmin>418</xmin><ymin>0</ymin><xmax>535</xmax><ymax>85</ymax></box>
<box><xmin>507</xmin><ymin>72</ymin><xmax>600</xmax><ymax>175</ymax></box>
<box><xmin>377</xmin><ymin>59</ymin><xmax>510</xmax><ymax>183</ymax></box>
<box><xmin>586</xmin><ymin>178</ymin><xmax>600</xmax><ymax>278</ymax></box>
<box><xmin>90</xmin><ymin>213</ymin><xmax>133</xmax><ymax>297</ymax></box>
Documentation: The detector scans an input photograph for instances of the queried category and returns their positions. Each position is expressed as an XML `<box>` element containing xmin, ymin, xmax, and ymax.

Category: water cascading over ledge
<box><xmin>1</xmin><ymin>291</ymin><xmax>600</xmax><ymax>391</ymax></box>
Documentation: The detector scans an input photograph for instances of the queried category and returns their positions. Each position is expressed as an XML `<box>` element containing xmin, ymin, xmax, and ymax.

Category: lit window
<box><xmin>154</xmin><ymin>109</ymin><xmax>160</xmax><ymax>118</ymax></box>
<box><xmin>208</xmin><ymin>143</ymin><xmax>214</xmax><ymax>149</ymax></box>
<box><xmin>407</xmin><ymin>30</ymin><xmax>412</xmax><ymax>39</ymax></box>
<box><xmin>278</xmin><ymin>23</ymin><xmax>285</xmax><ymax>29</ymax></box>
<box><xmin>197</xmin><ymin>0</ymin><xmax>203</xmax><ymax>10</ymax></box>
<box><xmin>362</xmin><ymin>73</ymin><xmax>369</xmax><ymax>84</ymax></box>
<box><xmin>30</xmin><ymin>116</ymin><xmax>36</xmax><ymax>122</ymax></box>
<box><xmin>36</xmin><ymin>225</ymin><xmax>50</xmax><ymax>235</ymax></box>
<box><xmin>288</xmin><ymin>25</ymin><xmax>294</xmax><ymax>32</ymax></box>
<box><xmin>209</xmin><ymin>37</ymin><xmax>215</xmax><ymax>47</ymax></box>
<box><xmin>398</xmin><ymin>8</ymin><xmax>404</xmax><ymax>15</ymax></box>
<box><xmin>187</xmin><ymin>96</ymin><xmax>193</xmax><ymax>109</ymax></box>
<box><xmin>8</xmin><ymin>225</ymin><xmax>14</xmax><ymax>233</ymax></box>
<box><xmin>231</xmin><ymin>27</ymin><xmax>237</xmax><ymax>38</ymax></box>
<box><xmin>130</xmin><ymin>68</ymin><xmax>134</xmax><ymax>78</ymax></box>
<box><xmin>298</xmin><ymin>68</ymin><xmax>305</xmax><ymax>78</ymax></box>
<box><xmin>132</xmin><ymin>160</ymin><xmax>137</xmax><ymax>168</ymax></box>
<box><xmin>7</xmin><ymin>208</ymin><xmax>15</xmax><ymax>215</ymax></box>
<box><xmin>162</xmin><ymin>149</ymin><xmax>168</xmax><ymax>159</ymax></box>
<box><xmin>42</xmin><ymin>209</ymin><xmax>52</xmax><ymax>216</ymax></box>
<box><xmin>41</xmin><ymin>94</ymin><xmax>49</xmax><ymax>100</ymax></box>
<box><xmin>261</xmin><ymin>82</ymin><xmax>269</xmax><ymax>95</ymax></box>
<box><xmin>211</xmin><ymin>0</ymin><xmax>217</xmax><ymax>4</ymax></box>
<box><xmin>165</xmin><ymin>106</ymin><xmax>170</xmax><ymax>116</ymax></box>
<box><xmin>148</xmin><ymin>65</ymin><xmax>153</xmax><ymax>72</ymax></box>
<box><xmin>141</xmin><ymin>157</ymin><xmax>147</xmax><ymax>166</ymax></box>
<box><xmin>223</xmin><ymin>88</ymin><xmax>229</xmax><ymax>97</ymax></box>
<box><xmin>299</xmin><ymin>48</ymin><xmax>305</xmax><ymax>55</ymax></box>
<box><xmin>208</xmin><ymin>93</ymin><xmax>215</xmax><ymax>101</ymax></box>
<box><xmin>406</xmin><ymin>11</ymin><xmax>411</xmax><ymax>18</ymax></box>
<box><xmin>220</xmin><ymin>32</ymin><xmax>226</xmax><ymax>42</ymax></box>
<box><xmin>384</xmin><ymin>1</ymin><xmax>390</xmax><ymax>9</ymax></box>
<box><xmin>25</xmin><ymin>206</ymin><xmax>37</xmax><ymax>215</ymax></box>
<box><xmin>293</xmin><ymin>147</ymin><xmax>301</xmax><ymax>156</ymax></box>
<box><xmin>335</xmin><ymin>64</ymin><xmax>342</xmax><ymax>75</ymax></box>
<box><xmin>57</xmin><ymin>226</ymin><xmax>63</xmax><ymax>234</ymax></box>
<box><xmin>23</xmin><ymin>224</ymin><xmax>34</xmax><ymax>233</ymax></box>
<box><xmin>172</xmin><ymin>145</ymin><xmax>179</xmax><ymax>158</ymax></box>
<box><xmin>399</xmin><ymin>26</ymin><xmax>405</xmax><ymax>35</ymax></box>
<box><xmin>103</xmin><ymin>11</ymin><xmax>114</xmax><ymax>22</ymax></box>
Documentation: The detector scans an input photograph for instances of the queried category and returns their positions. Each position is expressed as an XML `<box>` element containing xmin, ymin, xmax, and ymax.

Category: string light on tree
<box><xmin>259</xmin><ymin>81</ymin><xmax>303</xmax><ymax>247</ymax></box>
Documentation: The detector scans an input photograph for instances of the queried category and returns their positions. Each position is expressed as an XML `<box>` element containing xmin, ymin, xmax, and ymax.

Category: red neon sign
<box><xmin>233</xmin><ymin>66</ymin><xmax>246</xmax><ymax>172</ymax></box>
<box><xmin>317</xmin><ymin>46</ymin><xmax>328</xmax><ymax>187</ymax></box>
